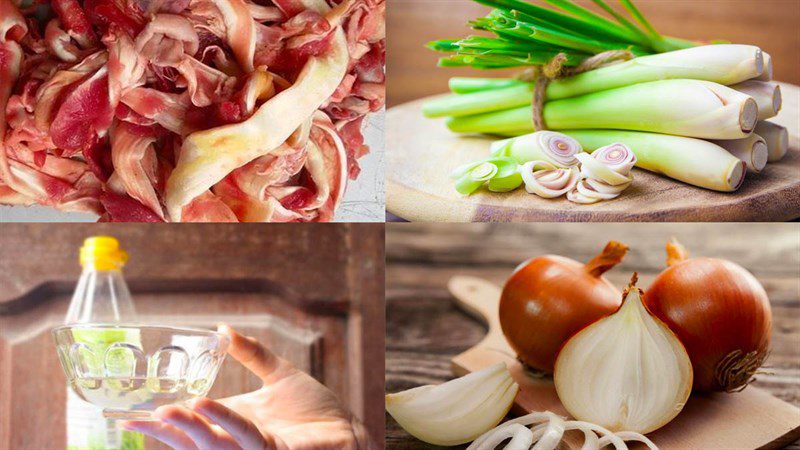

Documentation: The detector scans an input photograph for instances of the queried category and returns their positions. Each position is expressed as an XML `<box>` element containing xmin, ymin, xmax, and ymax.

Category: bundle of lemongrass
<box><xmin>426</xmin><ymin>0</ymin><xmax>789</xmax><ymax>195</ymax></box>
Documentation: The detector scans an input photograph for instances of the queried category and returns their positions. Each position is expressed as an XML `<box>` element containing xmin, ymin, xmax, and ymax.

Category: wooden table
<box><xmin>385</xmin><ymin>223</ymin><xmax>800</xmax><ymax>449</ymax></box>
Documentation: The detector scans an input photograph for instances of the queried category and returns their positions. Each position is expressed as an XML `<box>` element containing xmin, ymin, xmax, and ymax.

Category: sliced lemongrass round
<box><xmin>593</xmin><ymin>143</ymin><xmax>637</xmax><ymax>173</ymax></box>
<box><xmin>491</xmin><ymin>131</ymin><xmax>582</xmax><ymax>167</ymax></box>
<box><xmin>568</xmin><ymin>179</ymin><xmax>619</xmax><ymax>204</ymax></box>
<box><xmin>575</xmin><ymin>152</ymin><xmax>632</xmax><ymax>186</ymax></box>
<box><xmin>452</xmin><ymin>157</ymin><xmax>519</xmax><ymax>195</ymax></box>
<box><xmin>520</xmin><ymin>163</ymin><xmax>580</xmax><ymax>198</ymax></box>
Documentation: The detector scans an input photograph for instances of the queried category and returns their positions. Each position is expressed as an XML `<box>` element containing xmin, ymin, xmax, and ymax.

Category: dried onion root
<box><xmin>568</xmin><ymin>143</ymin><xmax>635</xmax><ymax>204</ymax></box>
<box><xmin>467</xmin><ymin>411</ymin><xmax>659</xmax><ymax>450</ymax></box>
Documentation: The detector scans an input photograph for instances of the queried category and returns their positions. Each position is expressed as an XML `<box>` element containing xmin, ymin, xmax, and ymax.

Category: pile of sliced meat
<box><xmin>0</xmin><ymin>0</ymin><xmax>384</xmax><ymax>221</ymax></box>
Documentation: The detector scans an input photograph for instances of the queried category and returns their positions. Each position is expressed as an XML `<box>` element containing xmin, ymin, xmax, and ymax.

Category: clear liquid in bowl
<box><xmin>70</xmin><ymin>376</ymin><xmax>213</xmax><ymax>419</ymax></box>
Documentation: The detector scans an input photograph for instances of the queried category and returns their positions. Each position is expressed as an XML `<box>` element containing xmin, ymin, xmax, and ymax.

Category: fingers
<box><xmin>155</xmin><ymin>405</ymin><xmax>238</xmax><ymax>450</ymax></box>
<box><xmin>120</xmin><ymin>420</ymin><xmax>198</xmax><ymax>450</ymax></box>
<box><xmin>192</xmin><ymin>397</ymin><xmax>279</xmax><ymax>450</ymax></box>
<box><xmin>218</xmin><ymin>324</ymin><xmax>291</xmax><ymax>383</ymax></box>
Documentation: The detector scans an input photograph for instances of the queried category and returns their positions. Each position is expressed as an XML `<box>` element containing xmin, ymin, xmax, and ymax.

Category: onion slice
<box><xmin>385</xmin><ymin>363</ymin><xmax>519</xmax><ymax>446</ymax></box>
<box><xmin>468</xmin><ymin>410</ymin><xmax>661</xmax><ymax>450</ymax></box>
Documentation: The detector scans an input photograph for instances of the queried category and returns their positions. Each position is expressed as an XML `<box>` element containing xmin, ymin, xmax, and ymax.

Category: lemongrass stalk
<box><xmin>449</xmin><ymin>78</ymin><xmax>528</xmax><ymax>94</ymax></box>
<box><xmin>754</xmin><ymin>121</ymin><xmax>788</xmax><ymax>162</ymax></box>
<box><xmin>447</xmin><ymin>80</ymin><xmax>758</xmax><ymax>139</ymax></box>
<box><xmin>489</xmin><ymin>130</ymin><xmax>582</xmax><ymax>166</ymax></box>
<box><xmin>426</xmin><ymin>45</ymin><xmax>764</xmax><ymax>117</ymax></box>
<box><xmin>756</xmin><ymin>52</ymin><xmax>772</xmax><ymax>81</ymax></box>
<box><xmin>731</xmin><ymin>80</ymin><xmax>781</xmax><ymax>120</ymax></box>
<box><xmin>424</xmin><ymin>84</ymin><xmax>534</xmax><ymax>118</ymax></box>
<box><xmin>546</xmin><ymin>44</ymin><xmax>763</xmax><ymax>100</ymax></box>
<box><xmin>711</xmin><ymin>134</ymin><xmax>768</xmax><ymax>174</ymax></box>
<box><xmin>562</xmin><ymin>130</ymin><xmax>746</xmax><ymax>192</ymax></box>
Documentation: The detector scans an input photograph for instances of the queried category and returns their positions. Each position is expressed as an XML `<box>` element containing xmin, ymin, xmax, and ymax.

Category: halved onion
<box><xmin>554</xmin><ymin>274</ymin><xmax>693</xmax><ymax>434</ymax></box>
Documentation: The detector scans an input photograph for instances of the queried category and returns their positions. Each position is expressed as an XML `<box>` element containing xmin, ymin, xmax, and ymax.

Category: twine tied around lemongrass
<box><xmin>517</xmin><ymin>50</ymin><xmax>635</xmax><ymax>131</ymax></box>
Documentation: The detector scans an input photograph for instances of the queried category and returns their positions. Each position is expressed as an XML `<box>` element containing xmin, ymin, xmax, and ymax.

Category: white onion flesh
<box><xmin>469</xmin><ymin>411</ymin><xmax>660</xmax><ymax>450</ymax></box>
<box><xmin>554</xmin><ymin>284</ymin><xmax>693</xmax><ymax>434</ymax></box>
<box><xmin>386</xmin><ymin>363</ymin><xmax>519</xmax><ymax>446</ymax></box>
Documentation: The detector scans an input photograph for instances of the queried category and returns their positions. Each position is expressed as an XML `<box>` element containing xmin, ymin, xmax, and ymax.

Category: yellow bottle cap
<box><xmin>80</xmin><ymin>236</ymin><xmax>129</xmax><ymax>270</ymax></box>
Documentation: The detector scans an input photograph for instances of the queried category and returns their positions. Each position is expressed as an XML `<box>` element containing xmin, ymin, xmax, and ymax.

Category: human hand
<box><xmin>122</xmin><ymin>324</ymin><xmax>373</xmax><ymax>450</ymax></box>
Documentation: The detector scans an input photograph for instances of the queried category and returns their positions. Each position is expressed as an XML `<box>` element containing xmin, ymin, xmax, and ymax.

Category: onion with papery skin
<box><xmin>499</xmin><ymin>241</ymin><xmax>628</xmax><ymax>373</ymax></box>
<box><xmin>385</xmin><ymin>363</ymin><xmax>518</xmax><ymax>446</ymax></box>
<box><xmin>555</xmin><ymin>274</ymin><xmax>693</xmax><ymax>434</ymax></box>
<box><xmin>644</xmin><ymin>239</ymin><xmax>772</xmax><ymax>392</ymax></box>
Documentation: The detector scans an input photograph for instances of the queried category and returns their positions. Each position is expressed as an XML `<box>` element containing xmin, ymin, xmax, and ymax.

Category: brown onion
<box><xmin>643</xmin><ymin>239</ymin><xmax>772</xmax><ymax>392</ymax></box>
<box><xmin>499</xmin><ymin>241</ymin><xmax>628</xmax><ymax>373</ymax></box>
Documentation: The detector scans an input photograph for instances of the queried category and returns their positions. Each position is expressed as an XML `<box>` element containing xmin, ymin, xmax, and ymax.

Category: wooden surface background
<box><xmin>0</xmin><ymin>223</ymin><xmax>385</xmax><ymax>449</ymax></box>
<box><xmin>385</xmin><ymin>223</ymin><xmax>800</xmax><ymax>449</ymax></box>
<box><xmin>387</xmin><ymin>0</ymin><xmax>800</xmax><ymax>107</ymax></box>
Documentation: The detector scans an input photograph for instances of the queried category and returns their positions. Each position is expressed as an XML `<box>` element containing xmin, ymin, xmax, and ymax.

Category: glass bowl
<box><xmin>53</xmin><ymin>324</ymin><xmax>229</xmax><ymax>420</ymax></box>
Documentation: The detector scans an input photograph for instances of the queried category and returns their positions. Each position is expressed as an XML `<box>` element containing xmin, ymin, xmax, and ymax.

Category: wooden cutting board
<box><xmin>386</xmin><ymin>83</ymin><xmax>800</xmax><ymax>222</ymax></box>
<box><xmin>447</xmin><ymin>275</ymin><xmax>800</xmax><ymax>450</ymax></box>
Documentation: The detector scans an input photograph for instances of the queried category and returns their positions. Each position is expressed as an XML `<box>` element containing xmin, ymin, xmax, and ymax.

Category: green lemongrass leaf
<box><xmin>427</xmin><ymin>40</ymin><xmax>460</xmax><ymax>52</ymax></box>
<box><xmin>589</xmin><ymin>0</ymin><xmax>653</xmax><ymax>46</ymax></box>
<box><xmin>449</xmin><ymin>78</ymin><xmax>528</xmax><ymax>94</ymax></box>
<box><xmin>438</xmin><ymin>55</ymin><xmax>537</xmax><ymax>69</ymax></box>
<box><xmin>485</xmin><ymin>10</ymin><xmax>629</xmax><ymax>54</ymax></box>
<box><xmin>487</xmin><ymin>10</ymin><xmax>652</xmax><ymax>56</ymax></box>
<box><xmin>473</xmin><ymin>0</ymin><xmax>638</xmax><ymax>45</ymax></box>
<box><xmin>543</xmin><ymin>0</ymin><xmax>644</xmax><ymax>44</ymax></box>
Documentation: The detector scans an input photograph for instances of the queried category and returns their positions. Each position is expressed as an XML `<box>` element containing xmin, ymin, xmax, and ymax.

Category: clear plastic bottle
<box><xmin>64</xmin><ymin>236</ymin><xmax>144</xmax><ymax>450</ymax></box>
